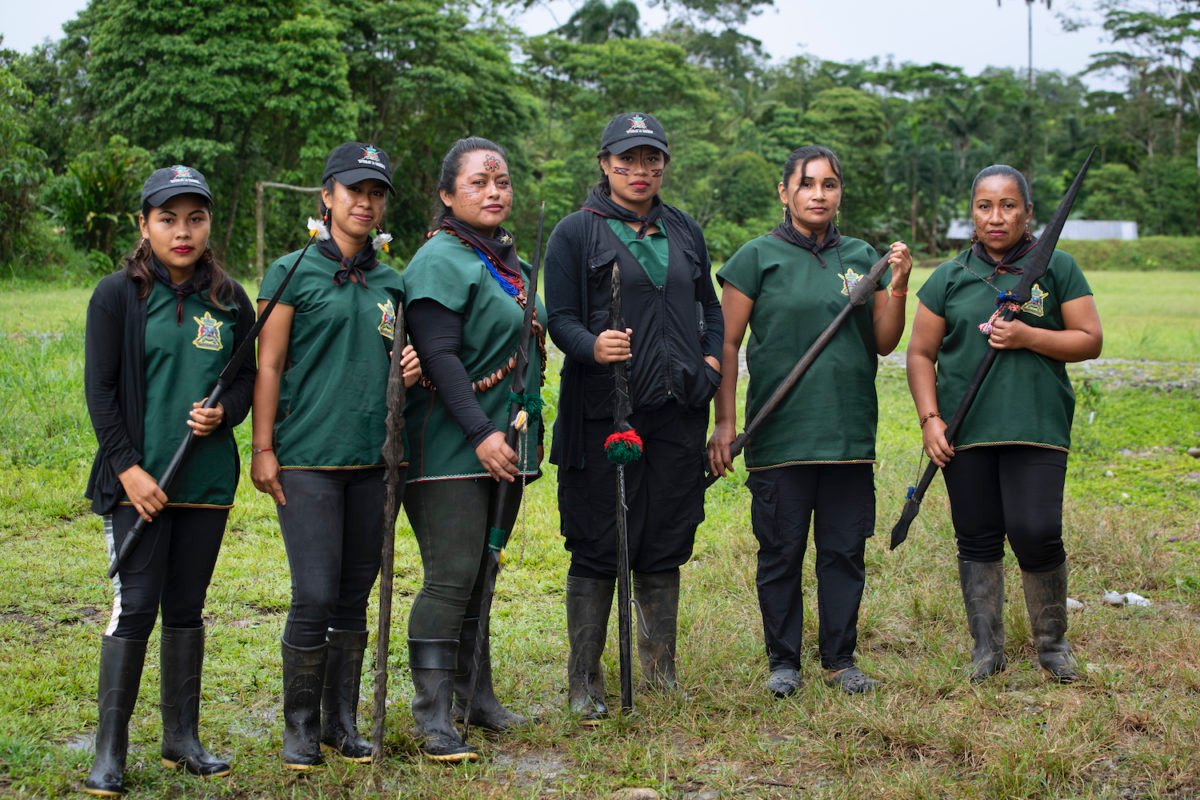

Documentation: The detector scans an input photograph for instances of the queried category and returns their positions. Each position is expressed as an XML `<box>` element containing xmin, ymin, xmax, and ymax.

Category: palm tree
<box><xmin>997</xmin><ymin>0</ymin><xmax>1052</xmax><ymax>91</ymax></box>
<box><xmin>997</xmin><ymin>0</ymin><xmax>1053</xmax><ymax>179</ymax></box>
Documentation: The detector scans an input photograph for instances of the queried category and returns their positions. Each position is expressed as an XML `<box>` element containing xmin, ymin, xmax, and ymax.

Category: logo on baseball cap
<box><xmin>141</xmin><ymin>165</ymin><xmax>213</xmax><ymax>208</ymax></box>
<box><xmin>600</xmin><ymin>112</ymin><xmax>670</xmax><ymax>156</ymax></box>
<box><xmin>323</xmin><ymin>142</ymin><xmax>394</xmax><ymax>193</ymax></box>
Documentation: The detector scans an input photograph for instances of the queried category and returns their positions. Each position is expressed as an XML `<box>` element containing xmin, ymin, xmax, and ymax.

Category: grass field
<box><xmin>0</xmin><ymin>272</ymin><xmax>1198</xmax><ymax>799</ymax></box>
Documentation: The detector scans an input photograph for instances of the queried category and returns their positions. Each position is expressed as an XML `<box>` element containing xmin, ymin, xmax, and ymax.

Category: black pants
<box><xmin>404</xmin><ymin>478</ymin><xmax>522</xmax><ymax>641</ymax></box>
<box><xmin>558</xmin><ymin>402</ymin><xmax>707</xmax><ymax>578</ymax></box>
<box><xmin>746</xmin><ymin>464</ymin><xmax>874</xmax><ymax>671</ymax></box>
<box><xmin>104</xmin><ymin>505</ymin><xmax>227</xmax><ymax>640</ymax></box>
<box><xmin>276</xmin><ymin>468</ymin><xmax>388</xmax><ymax>647</ymax></box>
<box><xmin>942</xmin><ymin>445</ymin><xmax>1068</xmax><ymax>572</ymax></box>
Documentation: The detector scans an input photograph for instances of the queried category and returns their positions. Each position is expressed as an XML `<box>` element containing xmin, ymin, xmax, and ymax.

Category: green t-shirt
<box><xmin>917</xmin><ymin>248</ymin><xmax>1093</xmax><ymax>450</ymax></box>
<box><xmin>259</xmin><ymin>247</ymin><xmax>405</xmax><ymax>468</ymax></box>
<box><xmin>140</xmin><ymin>281</ymin><xmax>240</xmax><ymax>507</ymax></box>
<box><xmin>606</xmin><ymin>218</ymin><xmax>669</xmax><ymax>287</ymax></box>
<box><xmin>401</xmin><ymin>231</ymin><xmax>545</xmax><ymax>482</ymax></box>
<box><xmin>717</xmin><ymin>234</ymin><xmax>890</xmax><ymax>468</ymax></box>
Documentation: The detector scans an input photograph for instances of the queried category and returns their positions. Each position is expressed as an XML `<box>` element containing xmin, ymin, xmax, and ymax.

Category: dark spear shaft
<box><xmin>889</xmin><ymin>148</ymin><xmax>1096</xmax><ymax>550</ymax></box>
<box><xmin>107</xmin><ymin>230</ymin><xmax>321</xmax><ymax>579</ymax></box>
<box><xmin>372</xmin><ymin>309</ymin><xmax>406</xmax><ymax>758</ymax></box>
<box><xmin>610</xmin><ymin>263</ymin><xmax>635</xmax><ymax>713</ymax></box>
<box><xmin>463</xmin><ymin>203</ymin><xmax>545</xmax><ymax>738</ymax></box>
<box><xmin>706</xmin><ymin>252</ymin><xmax>891</xmax><ymax>487</ymax></box>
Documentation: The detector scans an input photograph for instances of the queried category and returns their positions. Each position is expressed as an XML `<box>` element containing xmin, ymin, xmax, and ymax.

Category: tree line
<box><xmin>1</xmin><ymin>0</ymin><xmax>1197</xmax><ymax>275</ymax></box>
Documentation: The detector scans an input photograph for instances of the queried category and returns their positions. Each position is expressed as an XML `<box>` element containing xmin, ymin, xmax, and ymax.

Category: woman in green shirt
<box><xmin>400</xmin><ymin>137</ymin><xmax>544</xmax><ymax>762</ymax></box>
<box><xmin>708</xmin><ymin>145</ymin><xmax>912</xmax><ymax>697</ymax></box>
<box><xmin>251</xmin><ymin>142</ymin><xmax>419</xmax><ymax>769</ymax></box>
<box><xmin>907</xmin><ymin>164</ymin><xmax>1102</xmax><ymax>683</ymax></box>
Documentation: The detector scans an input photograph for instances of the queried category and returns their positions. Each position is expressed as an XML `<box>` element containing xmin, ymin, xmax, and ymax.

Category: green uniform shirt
<box><xmin>606</xmin><ymin>218</ymin><xmax>669</xmax><ymax>287</ymax></box>
<box><xmin>718</xmin><ymin>234</ymin><xmax>890</xmax><ymax>468</ymax></box>
<box><xmin>401</xmin><ymin>231</ymin><xmax>545</xmax><ymax>482</ymax></box>
<box><xmin>259</xmin><ymin>247</ymin><xmax>405</xmax><ymax>469</ymax></box>
<box><xmin>917</xmin><ymin>248</ymin><xmax>1092</xmax><ymax>450</ymax></box>
<box><xmin>140</xmin><ymin>282</ymin><xmax>240</xmax><ymax>507</ymax></box>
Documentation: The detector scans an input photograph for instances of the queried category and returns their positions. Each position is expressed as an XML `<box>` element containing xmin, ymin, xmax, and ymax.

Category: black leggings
<box><xmin>104</xmin><ymin>505</ymin><xmax>227</xmax><ymax>641</ymax></box>
<box><xmin>276</xmin><ymin>468</ymin><xmax>388</xmax><ymax>647</ymax></box>
<box><xmin>941</xmin><ymin>445</ymin><xmax>1068</xmax><ymax>571</ymax></box>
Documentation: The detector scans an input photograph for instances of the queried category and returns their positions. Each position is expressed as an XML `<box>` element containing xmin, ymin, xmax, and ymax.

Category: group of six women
<box><xmin>82</xmin><ymin>112</ymin><xmax>1102</xmax><ymax>794</ymax></box>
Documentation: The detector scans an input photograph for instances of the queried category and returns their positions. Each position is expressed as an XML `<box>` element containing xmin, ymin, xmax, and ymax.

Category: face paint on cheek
<box><xmin>611</xmin><ymin>166</ymin><xmax>631</xmax><ymax>176</ymax></box>
<box><xmin>651</xmin><ymin>169</ymin><xmax>663</xmax><ymax>178</ymax></box>
<box><xmin>483</xmin><ymin>154</ymin><xmax>501</xmax><ymax>172</ymax></box>
<box><xmin>459</xmin><ymin>184</ymin><xmax>482</xmax><ymax>198</ymax></box>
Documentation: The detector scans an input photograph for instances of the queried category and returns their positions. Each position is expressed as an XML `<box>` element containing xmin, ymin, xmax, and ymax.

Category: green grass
<box><xmin>1</xmin><ymin>274</ymin><xmax>1198</xmax><ymax>798</ymax></box>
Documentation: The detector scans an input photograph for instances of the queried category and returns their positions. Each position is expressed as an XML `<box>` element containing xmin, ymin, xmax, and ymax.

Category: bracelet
<box><xmin>252</xmin><ymin>446</ymin><xmax>273</xmax><ymax>455</ymax></box>
<box><xmin>890</xmin><ymin>286</ymin><xmax>908</xmax><ymax>298</ymax></box>
<box><xmin>919</xmin><ymin>412</ymin><xmax>941</xmax><ymax>428</ymax></box>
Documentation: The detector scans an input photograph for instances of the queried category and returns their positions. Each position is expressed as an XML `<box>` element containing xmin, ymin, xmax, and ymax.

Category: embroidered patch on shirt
<box><xmin>377</xmin><ymin>299</ymin><xmax>396</xmax><ymax>339</ymax></box>
<box><xmin>839</xmin><ymin>267</ymin><xmax>863</xmax><ymax>296</ymax></box>
<box><xmin>192</xmin><ymin>312</ymin><xmax>223</xmax><ymax>351</ymax></box>
<box><xmin>1021</xmin><ymin>283</ymin><xmax>1047</xmax><ymax>317</ymax></box>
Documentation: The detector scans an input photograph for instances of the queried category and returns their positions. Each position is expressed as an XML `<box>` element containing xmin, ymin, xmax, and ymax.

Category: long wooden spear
<box><xmin>889</xmin><ymin>148</ymin><xmax>1095</xmax><ymax>550</ymax></box>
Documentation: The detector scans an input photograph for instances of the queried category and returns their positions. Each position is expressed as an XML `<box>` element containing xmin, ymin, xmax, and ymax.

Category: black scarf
<box><xmin>971</xmin><ymin>236</ymin><xmax>1037</xmax><ymax>276</ymax></box>
<box><xmin>582</xmin><ymin>186</ymin><xmax>663</xmax><ymax>239</ymax></box>
<box><xmin>318</xmin><ymin>237</ymin><xmax>379</xmax><ymax>287</ymax></box>
<box><xmin>770</xmin><ymin>221</ymin><xmax>842</xmax><ymax>267</ymax></box>
<box><xmin>151</xmin><ymin>254</ymin><xmax>211</xmax><ymax>325</ymax></box>
<box><xmin>441</xmin><ymin>216</ymin><xmax>525</xmax><ymax>299</ymax></box>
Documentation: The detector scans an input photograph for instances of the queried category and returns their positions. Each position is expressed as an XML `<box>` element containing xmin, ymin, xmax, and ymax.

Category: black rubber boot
<box><xmin>1021</xmin><ymin>562</ymin><xmax>1079</xmax><ymax>683</ymax></box>
<box><xmin>159</xmin><ymin>626</ymin><xmax>231</xmax><ymax>777</ymax></box>
<box><xmin>566</xmin><ymin>575</ymin><xmax>613</xmax><ymax>722</ymax></box>
<box><xmin>452</xmin><ymin>617</ymin><xmax>527</xmax><ymax>732</ymax></box>
<box><xmin>84</xmin><ymin>635</ymin><xmax>147</xmax><ymax>797</ymax></box>
<box><xmin>633</xmin><ymin>570</ymin><xmax>679</xmax><ymax>691</ymax></box>
<box><xmin>281</xmin><ymin>640</ymin><xmax>327</xmax><ymax>770</ymax></box>
<box><xmin>319</xmin><ymin>629</ymin><xmax>373</xmax><ymax>762</ymax></box>
<box><xmin>409</xmin><ymin>639</ymin><xmax>477</xmax><ymax>763</ymax></box>
<box><xmin>958</xmin><ymin>560</ymin><xmax>1007</xmax><ymax>683</ymax></box>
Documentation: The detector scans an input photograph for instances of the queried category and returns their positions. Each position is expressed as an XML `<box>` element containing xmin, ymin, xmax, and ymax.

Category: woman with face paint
<box><xmin>708</xmin><ymin>145</ymin><xmax>913</xmax><ymax>698</ymax></box>
<box><xmin>83</xmin><ymin>166</ymin><xmax>255</xmax><ymax>794</ymax></box>
<box><xmin>399</xmin><ymin>137</ymin><xmax>545</xmax><ymax>762</ymax></box>
<box><xmin>545</xmin><ymin>113</ymin><xmax>724</xmax><ymax>721</ymax></box>
<box><xmin>251</xmin><ymin>142</ymin><xmax>419</xmax><ymax>769</ymax></box>
<box><xmin>907</xmin><ymin>165</ymin><xmax>1102</xmax><ymax>684</ymax></box>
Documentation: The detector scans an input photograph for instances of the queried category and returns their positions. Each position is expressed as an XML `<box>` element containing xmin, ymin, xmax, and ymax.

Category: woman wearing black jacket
<box><xmin>83</xmin><ymin>166</ymin><xmax>255</xmax><ymax>795</ymax></box>
<box><xmin>545</xmin><ymin>112</ymin><xmax>723</xmax><ymax>720</ymax></box>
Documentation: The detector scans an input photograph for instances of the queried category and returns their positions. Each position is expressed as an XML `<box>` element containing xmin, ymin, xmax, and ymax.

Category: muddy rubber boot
<box><xmin>633</xmin><ymin>570</ymin><xmax>679</xmax><ymax>691</ymax></box>
<box><xmin>566</xmin><ymin>576</ymin><xmax>614</xmax><ymax>723</ymax></box>
<box><xmin>958</xmin><ymin>560</ymin><xmax>1007</xmax><ymax>683</ymax></box>
<box><xmin>409</xmin><ymin>639</ymin><xmax>477</xmax><ymax>763</ymax></box>
<box><xmin>159</xmin><ymin>626</ymin><xmax>231</xmax><ymax>777</ymax></box>
<box><xmin>1021</xmin><ymin>562</ymin><xmax>1079</xmax><ymax>683</ymax></box>
<box><xmin>84</xmin><ymin>635</ymin><xmax>147</xmax><ymax>797</ymax></box>
<box><xmin>320</xmin><ymin>629</ymin><xmax>373</xmax><ymax>762</ymax></box>
<box><xmin>281</xmin><ymin>640</ymin><xmax>327</xmax><ymax>770</ymax></box>
<box><xmin>452</xmin><ymin>616</ymin><xmax>527</xmax><ymax>732</ymax></box>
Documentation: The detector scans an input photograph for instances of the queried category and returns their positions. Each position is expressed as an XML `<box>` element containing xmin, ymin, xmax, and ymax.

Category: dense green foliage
<box><xmin>0</xmin><ymin>0</ymin><xmax>1197</xmax><ymax>276</ymax></box>
<box><xmin>1061</xmin><ymin>236</ymin><xmax>1200</xmax><ymax>271</ymax></box>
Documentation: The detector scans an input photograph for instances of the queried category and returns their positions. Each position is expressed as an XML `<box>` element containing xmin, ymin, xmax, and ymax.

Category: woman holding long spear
<box><xmin>707</xmin><ymin>145</ymin><xmax>912</xmax><ymax>697</ymax></box>
<box><xmin>83</xmin><ymin>166</ymin><xmax>254</xmax><ymax>795</ymax></box>
<box><xmin>906</xmin><ymin>164</ymin><xmax>1102</xmax><ymax>684</ymax></box>
<box><xmin>251</xmin><ymin>142</ymin><xmax>419</xmax><ymax>769</ymax></box>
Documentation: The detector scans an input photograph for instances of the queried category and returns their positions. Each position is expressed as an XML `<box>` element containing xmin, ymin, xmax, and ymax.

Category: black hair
<box><xmin>971</xmin><ymin>164</ymin><xmax>1032</xmax><ymax>208</ymax></box>
<box><xmin>593</xmin><ymin>145</ymin><xmax>672</xmax><ymax>196</ymax></box>
<box><xmin>429</xmin><ymin>136</ymin><xmax>507</xmax><ymax>232</ymax></box>
<box><xmin>318</xmin><ymin>177</ymin><xmax>337</xmax><ymax>219</ymax></box>
<box><xmin>780</xmin><ymin>145</ymin><xmax>843</xmax><ymax>227</ymax></box>
<box><xmin>130</xmin><ymin>197</ymin><xmax>231</xmax><ymax>308</ymax></box>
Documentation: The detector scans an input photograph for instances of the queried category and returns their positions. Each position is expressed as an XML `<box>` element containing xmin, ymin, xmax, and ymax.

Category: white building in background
<box><xmin>946</xmin><ymin>219</ymin><xmax>1139</xmax><ymax>241</ymax></box>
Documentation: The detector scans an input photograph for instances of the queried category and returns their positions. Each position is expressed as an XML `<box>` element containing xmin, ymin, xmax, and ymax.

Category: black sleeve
<box><xmin>218</xmin><ymin>281</ymin><xmax>258</xmax><ymax>428</ymax></box>
<box><xmin>84</xmin><ymin>276</ymin><xmax>141</xmax><ymax>476</ymax></box>
<box><xmin>544</xmin><ymin>216</ymin><xmax>599</xmax><ymax>366</ymax></box>
<box><xmin>688</xmin><ymin>214</ymin><xmax>724</xmax><ymax>361</ymax></box>
<box><xmin>406</xmin><ymin>298</ymin><xmax>497</xmax><ymax>448</ymax></box>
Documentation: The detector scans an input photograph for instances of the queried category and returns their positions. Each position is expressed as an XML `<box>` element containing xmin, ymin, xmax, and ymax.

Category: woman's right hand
<box><xmin>593</xmin><ymin>328</ymin><xmax>633</xmax><ymax>364</ymax></box>
<box><xmin>475</xmin><ymin>431</ymin><xmax>518</xmax><ymax>483</ymax></box>
<box><xmin>118</xmin><ymin>464</ymin><xmax>167</xmax><ymax>522</ymax></box>
<box><xmin>921</xmin><ymin>416</ymin><xmax>955</xmax><ymax>468</ymax></box>
<box><xmin>251</xmin><ymin>450</ymin><xmax>287</xmax><ymax>505</ymax></box>
<box><xmin>706</xmin><ymin>420</ymin><xmax>737</xmax><ymax>477</ymax></box>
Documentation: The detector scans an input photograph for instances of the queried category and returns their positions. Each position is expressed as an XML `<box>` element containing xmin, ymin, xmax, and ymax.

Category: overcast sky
<box><xmin>3</xmin><ymin>0</ymin><xmax>1115</xmax><ymax>85</ymax></box>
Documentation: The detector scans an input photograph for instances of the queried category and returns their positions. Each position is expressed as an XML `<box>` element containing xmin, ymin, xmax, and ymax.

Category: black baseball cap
<box><xmin>600</xmin><ymin>112</ymin><xmax>670</xmax><ymax>156</ymax></box>
<box><xmin>323</xmin><ymin>142</ymin><xmax>394</xmax><ymax>193</ymax></box>
<box><xmin>141</xmin><ymin>165</ymin><xmax>213</xmax><ymax>208</ymax></box>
